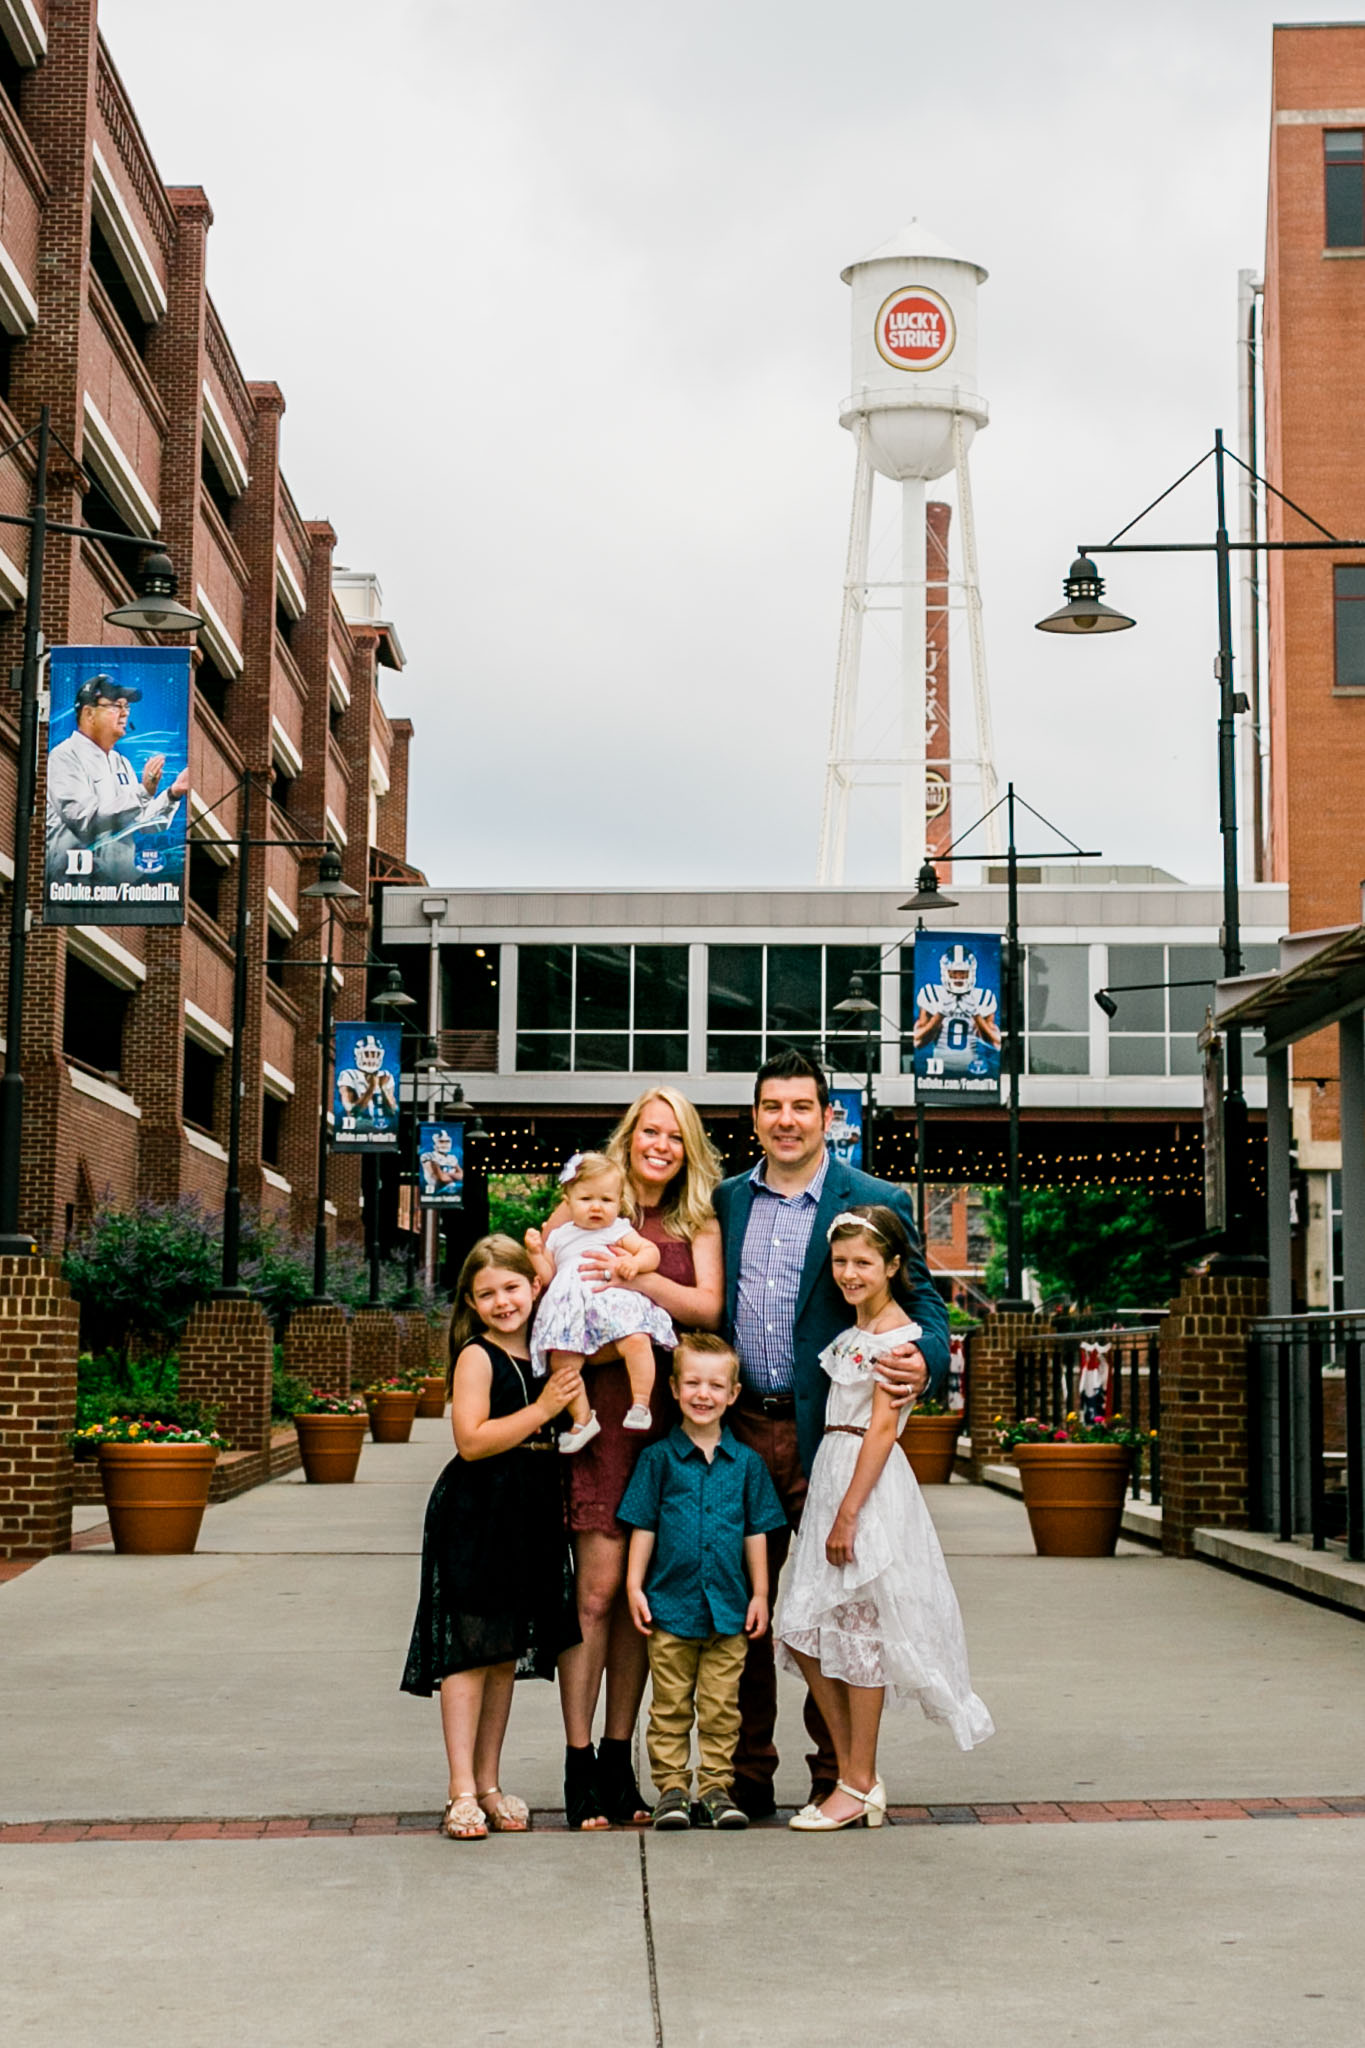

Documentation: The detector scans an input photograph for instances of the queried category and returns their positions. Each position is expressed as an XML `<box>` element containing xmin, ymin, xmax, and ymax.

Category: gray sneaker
<box><xmin>650</xmin><ymin>1788</ymin><xmax>692</xmax><ymax>1831</ymax></box>
<box><xmin>694</xmin><ymin>1788</ymin><xmax>749</xmax><ymax>1830</ymax></box>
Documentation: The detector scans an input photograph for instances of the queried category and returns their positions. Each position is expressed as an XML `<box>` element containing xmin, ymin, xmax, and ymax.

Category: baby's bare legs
<box><xmin>551</xmin><ymin>1352</ymin><xmax>600</xmax><ymax>1454</ymax></box>
<box><xmin>617</xmin><ymin>1333</ymin><xmax>655</xmax><ymax>1430</ymax></box>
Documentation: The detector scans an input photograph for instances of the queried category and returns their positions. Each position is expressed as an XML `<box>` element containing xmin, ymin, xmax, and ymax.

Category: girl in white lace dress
<box><xmin>525</xmin><ymin>1153</ymin><xmax>677</xmax><ymax>1453</ymax></box>
<box><xmin>775</xmin><ymin>1205</ymin><xmax>993</xmax><ymax>1831</ymax></box>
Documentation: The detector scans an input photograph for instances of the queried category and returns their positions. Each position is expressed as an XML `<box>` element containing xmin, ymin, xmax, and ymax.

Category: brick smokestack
<box><xmin>926</xmin><ymin>501</ymin><xmax>952</xmax><ymax>870</ymax></box>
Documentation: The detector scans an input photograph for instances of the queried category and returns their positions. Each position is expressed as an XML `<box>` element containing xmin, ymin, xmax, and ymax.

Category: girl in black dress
<box><xmin>401</xmin><ymin>1235</ymin><xmax>583</xmax><ymax>1840</ymax></box>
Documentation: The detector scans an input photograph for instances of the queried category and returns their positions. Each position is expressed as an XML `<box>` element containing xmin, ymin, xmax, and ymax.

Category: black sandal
<box><xmin>595</xmin><ymin>1735</ymin><xmax>649</xmax><ymax>1825</ymax></box>
<box><xmin>564</xmin><ymin>1744</ymin><xmax>608</xmax><ymax>1830</ymax></box>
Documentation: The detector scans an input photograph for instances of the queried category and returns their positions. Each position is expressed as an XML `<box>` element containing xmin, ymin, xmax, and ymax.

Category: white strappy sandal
<box><xmin>788</xmin><ymin>1779</ymin><xmax>887</xmax><ymax>1832</ymax></box>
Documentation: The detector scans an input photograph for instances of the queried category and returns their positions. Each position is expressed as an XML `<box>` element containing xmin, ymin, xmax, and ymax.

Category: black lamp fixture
<box><xmin>898</xmin><ymin>860</ymin><xmax>960</xmax><ymax>914</ymax></box>
<box><xmin>1034</xmin><ymin>554</ymin><xmax>1135</xmax><ymax>636</ymax></box>
<box><xmin>1094</xmin><ymin>989</ymin><xmax>1119</xmax><ymax>1019</ymax></box>
<box><xmin>831</xmin><ymin>971</ymin><xmax>879</xmax><ymax>1021</ymax></box>
<box><xmin>371</xmin><ymin>965</ymin><xmax>417</xmax><ymax>1012</ymax></box>
<box><xmin>104</xmin><ymin>545</ymin><xmax>205</xmax><ymax>634</ymax></box>
<box><xmin>300</xmin><ymin>842</ymin><xmax>361</xmax><ymax>903</ymax></box>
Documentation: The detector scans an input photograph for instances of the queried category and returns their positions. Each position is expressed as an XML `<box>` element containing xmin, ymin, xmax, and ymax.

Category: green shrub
<box><xmin>489</xmin><ymin>1174</ymin><xmax>559</xmax><ymax>1244</ymax></box>
<box><xmin>64</xmin><ymin>1201</ymin><xmax>220</xmax><ymax>1365</ymax></box>
<box><xmin>74</xmin><ymin>1350</ymin><xmax>218</xmax><ymax>1437</ymax></box>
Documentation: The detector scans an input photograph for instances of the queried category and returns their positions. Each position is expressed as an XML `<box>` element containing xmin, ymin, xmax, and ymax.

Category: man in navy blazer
<box><xmin>713</xmin><ymin>1047</ymin><xmax>950</xmax><ymax>1818</ymax></box>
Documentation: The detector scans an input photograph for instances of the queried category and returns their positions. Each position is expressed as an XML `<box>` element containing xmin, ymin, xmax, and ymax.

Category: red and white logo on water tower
<box><xmin>874</xmin><ymin>286</ymin><xmax>956</xmax><ymax>372</ymax></box>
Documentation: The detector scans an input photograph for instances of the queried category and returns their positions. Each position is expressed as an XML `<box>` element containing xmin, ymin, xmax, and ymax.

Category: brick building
<box><xmin>0</xmin><ymin>0</ymin><xmax>414</xmax><ymax>1255</ymax></box>
<box><xmin>1259</xmin><ymin>22</ymin><xmax>1365</xmax><ymax>1300</ymax></box>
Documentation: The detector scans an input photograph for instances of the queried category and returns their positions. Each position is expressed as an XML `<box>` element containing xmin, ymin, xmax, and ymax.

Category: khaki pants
<box><xmin>645</xmin><ymin>1627</ymin><xmax>750</xmax><ymax>1797</ymax></box>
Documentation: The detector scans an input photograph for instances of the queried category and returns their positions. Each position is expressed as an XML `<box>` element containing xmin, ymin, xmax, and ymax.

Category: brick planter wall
<box><xmin>396</xmin><ymin>1312</ymin><xmax>430</xmax><ymax>1382</ymax></box>
<box><xmin>428</xmin><ymin>1307</ymin><xmax>452</xmax><ymax>1370</ymax></box>
<box><xmin>1159</xmin><ymin>1267</ymin><xmax>1269</xmax><ymax>1558</ymax></box>
<box><xmin>351</xmin><ymin>1307</ymin><xmax>399</xmax><ymax>1391</ymax></box>
<box><xmin>177</xmin><ymin>1297</ymin><xmax>274</xmax><ymax>1457</ymax></box>
<box><xmin>283</xmin><ymin>1302</ymin><xmax>351</xmax><ymax>1397</ymax></box>
<box><xmin>965</xmin><ymin>1309</ymin><xmax>1045</xmax><ymax>1479</ymax></box>
<box><xmin>0</xmin><ymin>1258</ymin><xmax>80</xmax><ymax>1558</ymax></box>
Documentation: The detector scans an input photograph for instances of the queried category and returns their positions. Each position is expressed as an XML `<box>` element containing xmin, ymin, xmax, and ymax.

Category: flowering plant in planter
<box><xmin>364</xmin><ymin>1377</ymin><xmax>413</xmax><ymax>1398</ymax></box>
<box><xmin>293</xmin><ymin>1391</ymin><xmax>367</xmax><ymax>1416</ymax></box>
<box><xmin>71</xmin><ymin>1415</ymin><xmax>230</xmax><ymax>1451</ymax></box>
<box><xmin>910</xmin><ymin>1395</ymin><xmax>953</xmax><ymax>1417</ymax></box>
<box><xmin>995</xmin><ymin>1411</ymin><xmax>1154</xmax><ymax>1453</ymax></box>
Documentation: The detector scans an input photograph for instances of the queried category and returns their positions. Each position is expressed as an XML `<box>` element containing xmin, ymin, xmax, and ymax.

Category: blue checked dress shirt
<box><xmin>617</xmin><ymin>1426</ymin><xmax>787</xmax><ymax>1638</ymax></box>
<box><xmin>733</xmin><ymin>1153</ymin><xmax>830</xmax><ymax>1397</ymax></box>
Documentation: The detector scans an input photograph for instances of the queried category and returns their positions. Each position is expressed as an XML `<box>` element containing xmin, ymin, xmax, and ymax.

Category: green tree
<box><xmin>488</xmin><ymin>1173</ymin><xmax>560</xmax><ymax>1244</ymax></box>
<box><xmin>63</xmin><ymin>1199</ymin><xmax>220</xmax><ymax>1368</ymax></box>
<box><xmin>980</xmin><ymin>1185</ymin><xmax>1180</xmax><ymax>1312</ymax></box>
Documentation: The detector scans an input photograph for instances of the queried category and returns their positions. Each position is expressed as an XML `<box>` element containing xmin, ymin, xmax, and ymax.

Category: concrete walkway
<box><xmin>3</xmin><ymin>1419</ymin><xmax>1364</xmax><ymax>2045</ymax></box>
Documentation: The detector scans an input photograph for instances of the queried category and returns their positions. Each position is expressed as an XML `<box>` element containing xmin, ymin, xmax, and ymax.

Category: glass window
<box><xmin>1109</xmin><ymin>1035</ymin><xmax>1167</xmax><ymax>1076</ymax></box>
<box><xmin>708</xmin><ymin>946</ymin><xmax>761</xmax><ymax>1031</ymax></box>
<box><xmin>1106</xmin><ymin>945</ymin><xmax>1165</xmax><ymax>1032</ymax></box>
<box><xmin>575</xmin><ymin>946</ymin><xmax>629</xmax><ymax>1031</ymax></box>
<box><xmin>261</xmin><ymin>1094</ymin><xmax>284</xmax><ymax>1169</ymax></box>
<box><xmin>1335</xmin><ymin>565</ymin><xmax>1365</xmax><ymax>689</ymax></box>
<box><xmin>1325</xmin><ymin>130</ymin><xmax>1365</xmax><ymax>247</ymax></box>
<box><xmin>708</xmin><ymin>1032</ymin><xmax>763</xmax><ymax>1074</ymax></box>
<box><xmin>575</xmin><ymin>1032</ymin><xmax>630</xmax><ymax>1072</ymax></box>
<box><xmin>516</xmin><ymin>1034</ymin><xmax>571</xmax><ymax>1071</ymax></box>
<box><xmin>1168</xmin><ymin>945</ymin><xmax>1223</xmax><ymax>1033</ymax></box>
<box><xmin>827</xmin><ymin>945</ymin><xmax>881</xmax><ymax>1013</ymax></box>
<box><xmin>766</xmin><ymin>945</ymin><xmax>822</xmax><ymax>1034</ymax></box>
<box><xmin>182</xmin><ymin>1038</ymin><xmax>219</xmax><ymax>1133</ymax></box>
<box><xmin>1028</xmin><ymin>1036</ymin><xmax>1089</xmax><ymax>1076</ymax></box>
<box><xmin>518</xmin><ymin>945</ymin><xmax>571</xmax><ymax>1031</ymax></box>
<box><xmin>635</xmin><ymin>1032</ymin><xmax>688</xmax><ymax>1072</ymax></box>
<box><xmin>442</xmin><ymin>945</ymin><xmax>500</xmax><ymax>1033</ymax></box>
<box><xmin>1026</xmin><ymin>945</ymin><xmax>1088</xmax><ymax>1032</ymax></box>
<box><xmin>63</xmin><ymin>955</ymin><xmax>128</xmax><ymax>1080</ymax></box>
<box><xmin>634</xmin><ymin>946</ymin><xmax>688</xmax><ymax>1030</ymax></box>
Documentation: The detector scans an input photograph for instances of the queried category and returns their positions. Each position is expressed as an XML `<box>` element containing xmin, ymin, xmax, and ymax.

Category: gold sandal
<box><xmin>441</xmin><ymin>1796</ymin><xmax>487</xmax><ymax>1840</ymax></box>
<box><xmin>478</xmin><ymin>1786</ymin><xmax>530</xmax><ymax>1832</ymax></box>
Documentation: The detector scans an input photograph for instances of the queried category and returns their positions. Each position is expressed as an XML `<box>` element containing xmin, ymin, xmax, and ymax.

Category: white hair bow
<box><xmin>558</xmin><ymin>1153</ymin><xmax>585</xmax><ymax>1185</ymax></box>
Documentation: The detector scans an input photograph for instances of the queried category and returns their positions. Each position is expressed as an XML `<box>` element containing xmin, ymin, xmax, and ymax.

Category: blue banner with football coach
<box><xmin>43</xmin><ymin>646</ymin><xmax>192</xmax><ymax>927</ymax></box>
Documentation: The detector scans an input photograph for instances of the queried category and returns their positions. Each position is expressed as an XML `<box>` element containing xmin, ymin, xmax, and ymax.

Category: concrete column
<box><xmin>1265</xmin><ymin>1044</ymin><xmax>1292</xmax><ymax>1316</ymax></box>
<box><xmin>1338</xmin><ymin>1011</ymin><xmax>1365</xmax><ymax>1310</ymax></box>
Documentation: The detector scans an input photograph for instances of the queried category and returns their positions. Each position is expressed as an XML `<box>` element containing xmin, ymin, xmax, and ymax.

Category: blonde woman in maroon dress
<box><xmin>556</xmin><ymin>1086</ymin><xmax>724</xmax><ymax>1828</ymax></box>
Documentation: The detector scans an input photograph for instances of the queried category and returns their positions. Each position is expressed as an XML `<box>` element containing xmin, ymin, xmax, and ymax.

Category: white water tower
<box><xmin>817</xmin><ymin>220</ymin><xmax>1001</xmax><ymax>882</ymax></box>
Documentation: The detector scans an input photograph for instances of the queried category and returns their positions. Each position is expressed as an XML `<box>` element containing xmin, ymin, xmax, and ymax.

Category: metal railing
<box><xmin>1012</xmin><ymin>1324</ymin><xmax>1162</xmax><ymax>1503</ymax></box>
<box><xmin>1248</xmin><ymin>1313</ymin><xmax>1365</xmax><ymax>1560</ymax></box>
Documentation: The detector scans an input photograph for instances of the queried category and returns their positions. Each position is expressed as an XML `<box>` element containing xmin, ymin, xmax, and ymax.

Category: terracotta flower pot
<box><xmin>97</xmin><ymin>1442</ymin><xmax>218</xmax><ymax>1554</ymax></box>
<box><xmin>900</xmin><ymin>1412</ymin><xmax>963</xmax><ymax>1486</ymax></box>
<box><xmin>414</xmin><ymin>1374</ymin><xmax>447</xmax><ymax>1419</ymax></box>
<box><xmin>295</xmin><ymin>1412</ymin><xmax>368</xmax><ymax>1483</ymax></box>
<box><xmin>366</xmin><ymin>1388</ymin><xmax>420</xmax><ymax>1443</ymax></box>
<box><xmin>1013</xmin><ymin>1443</ymin><xmax>1133</xmax><ymax>1557</ymax></box>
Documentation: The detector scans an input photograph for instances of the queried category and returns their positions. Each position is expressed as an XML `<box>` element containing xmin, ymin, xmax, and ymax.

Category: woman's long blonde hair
<box><xmin>605</xmin><ymin>1086</ymin><xmax>722</xmax><ymax>1241</ymax></box>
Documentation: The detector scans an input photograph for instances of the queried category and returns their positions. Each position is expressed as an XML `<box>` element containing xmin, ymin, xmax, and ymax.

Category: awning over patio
<box><xmin>1215</xmin><ymin>923</ymin><xmax>1365</xmax><ymax>1313</ymax></box>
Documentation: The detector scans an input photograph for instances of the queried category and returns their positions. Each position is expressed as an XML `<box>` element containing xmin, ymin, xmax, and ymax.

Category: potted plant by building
<box><xmin>293</xmin><ymin>1391</ymin><xmax>369</xmax><ymax>1482</ymax></box>
<box><xmin>996</xmin><ymin>1413</ymin><xmax>1153</xmax><ymax>1558</ymax></box>
<box><xmin>73</xmin><ymin>1415</ymin><xmax>229</xmax><ymax>1555</ymax></box>
<box><xmin>413</xmin><ymin>1368</ymin><xmax>447</xmax><ymax>1419</ymax></box>
<box><xmin>364</xmin><ymin>1376</ymin><xmax>422</xmax><ymax>1444</ymax></box>
<box><xmin>900</xmin><ymin>1397</ymin><xmax>964</xmax><ymax>1486</ymax></box>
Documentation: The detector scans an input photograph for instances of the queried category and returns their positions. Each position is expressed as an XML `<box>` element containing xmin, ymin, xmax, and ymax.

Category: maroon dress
<box><xmin>566</xmin><ymin>1206</ymin><xmax>694</xmax><ymax>1537</ymax></box>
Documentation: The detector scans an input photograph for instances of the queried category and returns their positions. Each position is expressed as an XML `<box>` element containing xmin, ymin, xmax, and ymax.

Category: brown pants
<box><xmin>645</xmin><ymin>1628</ymin><xmax>750</xmax><ymax>1797</ymax></box>
<box><xmin>727</xmin><ymin>1407</ymin><xmax>837</xmax><ymax>1796</ymax></box>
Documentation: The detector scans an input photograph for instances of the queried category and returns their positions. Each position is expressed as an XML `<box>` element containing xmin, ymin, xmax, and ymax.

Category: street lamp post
<box><xmin>830</xmin><ymin>972</ymin><xmax>881</xmax><ymax>1174</ymax></box>
<box><xmin>399</xmin><ymin>1036</ymin><xmax>448</xmax><ymax>1301</ymax></box>
<box><xmin>909</xmin><ymin>790</ymin><xmax>1100</xmax><ymax>1306</ymax></box>
<box><xmin>364</xmin><ymin>967</ymin><xmax>417</xmax><ymax>1305</ymax></box>
<box><xmin>0</xmin><ymin>406</ymin><xmax>203</xmax><ymax>1255</ymax></box>
<box><xmin>1036</xmin><ymin>429</ymin><xmax>1365</xmax><ymax>1253</ymax></box>
<box><xmin>899</xmin><ymin>862</ymin><xmax>961</xmax><ymax>1252</ymax></box>
<box><xmin>299</xmin><ymin>846</ymin><xmax>362</xmax><ymax>1300</ymax></box>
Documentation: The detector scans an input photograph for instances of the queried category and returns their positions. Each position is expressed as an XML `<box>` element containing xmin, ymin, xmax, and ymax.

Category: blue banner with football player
<box><xmin>332</xmin><ymin>1022</ymin><xmax>402</xmax><ymax>1149</ymax></box>
<box><xmin>911</xmin><ymin>932</ymin><xmax>1003</xmax><ymax>1103</ymax></box>
<box><xmin>825</xmin><ymin>1087</ymin><xmax>864</xmax><ymax>1171</ymax></box>
<box><xmin>418</xmin><ymin>1121</ymin><xmax>465</xmax><ymax>1207</ymax></box>
<box><xmin>43</xmin><ymin>645</ymin><xmax>192</xmax><ymax>926</ymax></box>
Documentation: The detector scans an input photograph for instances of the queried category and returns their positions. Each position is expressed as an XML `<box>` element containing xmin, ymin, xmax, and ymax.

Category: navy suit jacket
<box><xmin>714</xmin><ymin>1157</ymin><xmax>951</xmax><ymax>1478</ymax></box>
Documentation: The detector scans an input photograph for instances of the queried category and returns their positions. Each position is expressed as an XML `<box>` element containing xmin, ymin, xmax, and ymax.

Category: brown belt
<box><xmin>824</xmin><ymin>1424</ymin><xmax>867</xmax><ymax>1439</ymax></box>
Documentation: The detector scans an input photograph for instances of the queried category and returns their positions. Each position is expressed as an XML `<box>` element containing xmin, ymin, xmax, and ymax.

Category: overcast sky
<box><xmin>102</xmin><ymin>0</ymin><xmax>1313</xmax><ymax>890</ymax></box>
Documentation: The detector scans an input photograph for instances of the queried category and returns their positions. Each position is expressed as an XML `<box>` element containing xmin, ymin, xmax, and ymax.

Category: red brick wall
<box><xmin>351</xmin><ymin>1307</ymin><xmax>399</xmax><ymax>1390</ymax></box>
<box><xmin>283</xmin><ymin>1301</ymin><xmax>351</xmax><ymax>1397</ymax></box>
<box><xmin>1158</xmin><ymin>1268</ymin><xmax>1269</xmax><ymax>1557</ymax></box>
<box><xmin>965</xmin><ymin>1309</ymin><xmax>1044</xmax><ymax>1478</ymax></box>
<box><xmin>178</xmin><ymin>1296</ymin><xmax>273</xmax><ymax>1457</ymax></box>
<box><xmin>0</xmin><ymin>1257</ymin><xmax>79</xmax><ymax>1558</ymax></box>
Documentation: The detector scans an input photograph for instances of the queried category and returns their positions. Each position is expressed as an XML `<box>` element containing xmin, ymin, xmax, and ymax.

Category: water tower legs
<box><xmin>953</xmin><ymin>415</ymin><xmax>1002</xmax><ymax>853</ymax></box>
<box><xmin>818</xmin><ymin>420</ymin><xmax>875</xmax><ymax>884</ymax></box>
